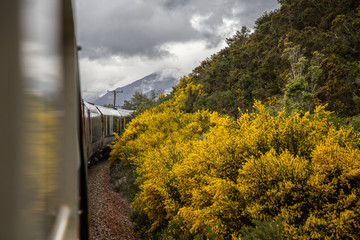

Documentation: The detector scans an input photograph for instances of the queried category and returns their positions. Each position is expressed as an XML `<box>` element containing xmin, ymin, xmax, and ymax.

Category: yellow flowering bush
<box><xmin>110</xmin><ymin>80</ymin><xmax>360</xmax><ymax>239</ymax></box>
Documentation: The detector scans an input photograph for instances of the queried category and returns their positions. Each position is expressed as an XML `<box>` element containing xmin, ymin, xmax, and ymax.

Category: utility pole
<box><xmin>107</xmin><ymin>90</ymin><xmax>123</xmax><ymax>109</ymax></box>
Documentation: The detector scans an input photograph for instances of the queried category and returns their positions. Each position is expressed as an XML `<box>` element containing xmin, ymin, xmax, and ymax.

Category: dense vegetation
<box><xmin>110</xmin><ymin>80</ymin><xmax>360</xmax><ymax>239</ymax></box>
<box><xmin>110</xmin><ymin>1</ymin><xmax>360</xmax><ymax>239</ymax></box>
<box><xmin>122</xmin><ymin>90</ymin><xmax>168</xmax><ymax>113</ymax></box>
<box><xmin>190</xmin><ymin>0</ymin><xmax>360</xmax><ymax>118</ymax></box>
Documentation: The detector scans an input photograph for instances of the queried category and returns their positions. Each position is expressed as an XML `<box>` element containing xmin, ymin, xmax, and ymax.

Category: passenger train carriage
<box><xmin>82</xmin><ymin>101</ymin><xmax>133</xmax><ymax>164</ymax></box>
<box><xmin>1</xmin><ymin>0</ymin><xmax>132</xmax><ymax>239</ymax></box>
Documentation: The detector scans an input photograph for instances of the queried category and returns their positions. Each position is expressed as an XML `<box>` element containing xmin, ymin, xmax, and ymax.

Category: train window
<box><xmin>116</xmin><ymin>118</ymin><xmax>120</xmax><ymax>134</ymax></box>
<box><xmin>20</xmin><ymin>0</ymin><xmax>64</xmax><ymax>239</ymax></box>
<box><xmin>108</xmin><ymin>116</ymin><xmax>114</xmax><ymax>136</ymax></box>
<box><xmin>16</xmin><ymin>0</ymin><xmax>83</xmax><ymax>239</ymax></box>
<box><xmin>22</xmin><ymin>0</ymin><xmax>63</xmax><ymax>96</ymax></box>
<box><xmin>106</xmin><ymin>116</ymin><xmax>109</xmax><ymax>136</ymax></box>
<box><xmin>92</xmin><ymin>116</ymin><xmax>101</xmax><ymax>143</ymax></box>
<box><xmin>3</xmin><ymin>0</ymin><xmax>85</xmax><ymax>239</ymax></box>
<box><xmin>90</xmin><ymin>118</ymin><xmax>93</xmax><ymax>141</ymax></box>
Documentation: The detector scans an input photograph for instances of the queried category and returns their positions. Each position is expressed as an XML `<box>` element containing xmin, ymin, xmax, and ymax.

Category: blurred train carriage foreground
<box><xmin>0</xmin><ymin>0</ymin><xmax>132</xmax><ymax>239</ymax></box>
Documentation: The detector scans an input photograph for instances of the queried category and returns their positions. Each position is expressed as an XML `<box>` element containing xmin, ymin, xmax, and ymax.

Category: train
<box><xmin>1</xmin><ymin>0</ymin><xmax>132</xmax><ymax>239</ymax></box>
<box><xmin>82</xmin><ymin>101</ymin><xmax>133</xmax><ymax>165</ymax></box>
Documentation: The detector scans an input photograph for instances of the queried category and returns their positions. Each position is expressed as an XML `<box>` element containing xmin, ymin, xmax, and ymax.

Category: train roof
<box><xmin>83</xmin><ymin>100</ymin><xmax>133</xmax><ymax>117</ymax></box>
<box><xmin>83</xmin><ymin>101</ymin><xmax>101</xmax><ymax>114</ymax></box>
<box><xmin>117</xmin><ymin>108</ymin><xmax>134</xmax><ymax>117</ymax></box>
<box><xmin>96</xmin><ymin>105</ymin><xmax>121</xmax><ymax>116</ymax></box>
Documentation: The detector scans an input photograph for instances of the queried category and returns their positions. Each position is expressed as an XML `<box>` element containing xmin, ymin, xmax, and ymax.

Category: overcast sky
<box><xmin>75</xmin><ymin>0</ymin><xmax>280</xmax><ymax>101</ymax></box>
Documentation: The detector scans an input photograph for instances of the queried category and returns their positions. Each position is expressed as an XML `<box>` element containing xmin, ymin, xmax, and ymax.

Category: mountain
<box><xmin>93</xmin><ymin>72</ymin><xmax>178</xmax><ymax>107</ymax></box>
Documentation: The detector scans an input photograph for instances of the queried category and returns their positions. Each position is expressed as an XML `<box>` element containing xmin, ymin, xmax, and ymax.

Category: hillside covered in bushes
<box><xmin>109</xmin><ymin>0</ymin><xmax>360</xmax><ymax>239</ymax></box>
<box><xmin>189</xmin><ymin>0</ymin><xmax>360</xmax><ymax>118</ymax></box>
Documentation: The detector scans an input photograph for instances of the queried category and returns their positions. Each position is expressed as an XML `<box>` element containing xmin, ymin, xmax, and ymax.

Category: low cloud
<box><xmin>75</xmin><ymin>0</ymin><xmax>280</xmax><ymax>100</ymax></box>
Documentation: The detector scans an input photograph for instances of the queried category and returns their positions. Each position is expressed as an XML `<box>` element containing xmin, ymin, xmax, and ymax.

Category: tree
<box><xmin>282</xmin><ymin>41</ymin><xmax>309</xmax><ymax>113</ymax></box>
<box><xmin>282</xmin><ymin>41</ymin><xmax>325</xmax><ymax>114</ymax></box>
<box><xmin>122</xmin><ymin>92</ymin><xmax>151</xmax><ymax>110</ymax></box>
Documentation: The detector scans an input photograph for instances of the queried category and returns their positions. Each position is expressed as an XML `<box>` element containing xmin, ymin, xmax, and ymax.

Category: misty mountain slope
<box><xmin>94</xmin><ymin>72</ymin><xmax>178</xmax><ymax>107</ymax></box>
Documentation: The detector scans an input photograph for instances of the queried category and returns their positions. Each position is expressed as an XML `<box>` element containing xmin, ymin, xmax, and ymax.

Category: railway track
<box><xmin>88</xmin><ymin>160</ymin><xmax>140</xmax><ymax>240</ymax></box>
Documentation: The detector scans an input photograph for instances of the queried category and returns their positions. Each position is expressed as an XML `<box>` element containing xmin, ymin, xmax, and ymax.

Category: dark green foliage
<box><xmin>240</xmin><ymin>217</ymin><xmax>284</xmax><ymax>240</ymax></box>
<box><xmin>327</xmin><ymin>114</ymin><xmax>347</xmax><ymax>129</ymax></box>
<box><xmin>130</xmin><ymin>208</ymin><xmax>153</xmax><ymax>238</ymax></box>
<box><xmin>122</xmin><ymin>89</ymin><xmax>171</xmax><ymax>116</ymax></box>
<box><xmin>195</xmin><ymin>90</ymin><xmax>239</xmax><ymax>117</ymax></box>
<box><xmin>351</xmin><ymin>115</ymin><xmax>360</xmax><ymax>131</ymax></box>
<box><xmin>109</xmin><ymin>160</ymin><xmax>139</xmax><ymax>202</ymax></box>
<box><xmin>188</xmin><ymin>0</ymin><xmax>360</xmax><ymax>118</ymax></box>
<box><xmin>122</xmin><ymin>91</ymin><xmax>152</xmax><ymax>110</ymax></box>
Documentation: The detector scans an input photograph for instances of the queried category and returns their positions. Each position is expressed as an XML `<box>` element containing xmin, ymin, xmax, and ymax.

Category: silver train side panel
<box><xmin>83</xmin><ymin>101</ymin><xmax>103</xmax><ymax>158</ymax></box>
<box><xmin>95</xmin><ymin>105</ymin><xmax>122</xmax><ymax>147</ymax></box>
<box><xmin>82</xmin><ymin>101</ymin><xmax>92</xmax><ymax>161</ymax></box>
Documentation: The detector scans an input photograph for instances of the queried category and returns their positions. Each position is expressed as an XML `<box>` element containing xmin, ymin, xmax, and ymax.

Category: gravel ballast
<box><xmin>88</xmin><ymin>160</ymin><xmax>140</xmax><ymax>240</ymax></box>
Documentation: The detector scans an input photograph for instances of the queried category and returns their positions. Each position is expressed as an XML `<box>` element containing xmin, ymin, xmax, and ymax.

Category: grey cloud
<box><xmin>164</xmin><ymin>0</ymin><xmax>191</xmax><ymax>10</ymax></box>
<box><xmin>76</xmin><ymin>0</ymin><xmax>279</xmax><ymax>59</ymax></box>
<box><xmin>77</xmin><ymin>0</ymin><xmax>201</xmax><ymax>58</ymax></box>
